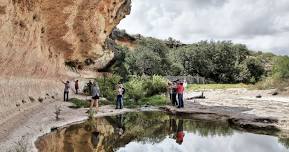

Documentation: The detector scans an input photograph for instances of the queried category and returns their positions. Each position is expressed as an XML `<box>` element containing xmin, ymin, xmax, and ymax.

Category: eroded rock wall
<box><xmin>0</xmin><ymin>0</ymin><xmax>131</xmax><ymax>77</ymax></box>
<box><xmin>0</xmin><ymin>0</ymin><xmax>131</xmax><ymax>123</ymax></box>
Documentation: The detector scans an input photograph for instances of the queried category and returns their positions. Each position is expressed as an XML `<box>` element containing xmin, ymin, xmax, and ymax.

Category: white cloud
<box><xmin>118</xmin><ymin>0</ymin><xmax>289</xmax><ymax>55</ymax></box>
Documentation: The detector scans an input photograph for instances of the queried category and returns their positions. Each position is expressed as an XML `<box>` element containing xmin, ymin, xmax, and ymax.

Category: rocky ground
<box><xmin>0</xmin><ymin>88</ymin><xmax>288</xmax><ymax>152</ymax></box>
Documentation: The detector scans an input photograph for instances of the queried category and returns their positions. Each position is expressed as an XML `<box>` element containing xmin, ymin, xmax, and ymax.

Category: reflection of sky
<box><xmin>117</xmin><ymin>132</ymin><xmax>289</xmax><ymax>152</ymax></box>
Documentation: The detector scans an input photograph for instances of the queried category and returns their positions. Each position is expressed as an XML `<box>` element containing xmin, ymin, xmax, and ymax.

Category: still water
<box><xmin>36</xmin><ymin>112</ymin><xmax>289</xmax><ymax>152</ymax></box>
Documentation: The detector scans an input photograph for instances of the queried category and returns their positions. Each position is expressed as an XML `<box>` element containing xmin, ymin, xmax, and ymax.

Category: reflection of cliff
<box><xmin>36</xmin><ymin>112</ymin><xmax>234</xmax><ymax>152</ymax></box>
<box><xmin>36</xmin><ymin>118</ymin><xmax>115</xmax><ymax>152</ymax></box>
<box><xmin>0</xmin><ymin>0</ymin><xmax>131</xmax><ymax>77</ymax></box>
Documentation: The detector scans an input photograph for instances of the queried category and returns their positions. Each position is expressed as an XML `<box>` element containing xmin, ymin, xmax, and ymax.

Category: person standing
<box><xmin>183</xmin><ymin>79</ymin><xmax>187</xmax><ymax>89</ymax></box>
<box><xmin>116</xmin><ymin>84</ymin><xmax>124</xmax><ymax>109</ymax></box>
<box><xmin>120</xmin><ymin>83</ymin><xmax>125</xmax><ymax>108</ymax></box>
<box><xmin>172</xmin><ymin>81</ymin><xmax>178</xmax><ymax>106</ymax></box>
<box><xmin>62</xmin><ymin>80</ymin><xmax>70</xmax><ymax>101</ymax></box>
<box><xmin>90</xmin><ymin>82</ymin><xmax>100</xmax><ymax>112</ymax></box>
<box><xmin>75</xmin><ymin>80</ymin><xmax>79</xmax><ymax>94</ymax></box>
<box><xmin>87</xmin><ymin>80</ymin><xmax>93</xmax><ymax>95</ymax></box>
<box><xmin>177</xmin><ymin>82</ymin><xmax>184</xmax><ymax>108</ymax></box>
<box><xmin>167</xmin><ymin>82</ymin><xmax>173</xmax><ymax>104</ymax></box>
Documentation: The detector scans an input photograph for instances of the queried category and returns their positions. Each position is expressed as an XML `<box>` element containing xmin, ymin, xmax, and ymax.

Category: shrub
<box><xmin>124</xmin><ymin>77</ymin><xmax>146</xmax><ymax>102</ymax></box>
<box><xmin>272</xmin><ymin>56</ymin><xmax>289</xmax><ymax>80</ymax></box>
<box><xmin>144</xmin><ymin>75</ymin><xmax>168</xmax><ymax>97</ymax></box>
<box><xmin>70</xmin><ymin>98</ymin><xmax>89</xmax><ymax>108</ymax></box>
<box><xmin>124</xmin><ymin>75</ymin><xmax>168</xmax><ymax>102</ymax></box>
<box><xmin>95</xmin><ymin>75</ymin><xmax>122</xmax><ymax>101</ymax></box>
<box><xmin>139</xmin><ymin>95</ymin><xmax>167</xmax><ymax>106</ymax></box>
<box><xmin>125</xmin><ymin>95</ymin><xmax>167</xmax><ymax>108</ymax></box>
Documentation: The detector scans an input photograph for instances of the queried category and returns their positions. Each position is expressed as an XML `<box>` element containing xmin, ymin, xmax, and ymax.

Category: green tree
<box><xmin>272</xmin><ymin>56</ymin><xmax>289</xmax><ymax>80</ymax></box>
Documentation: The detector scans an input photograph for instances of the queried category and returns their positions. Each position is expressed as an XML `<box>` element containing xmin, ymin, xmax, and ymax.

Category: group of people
<box><xmin>62</xmin><ymin>80</ymin><xmax>125</xmax><ymax>113</ymax></box>
<box><xmin>62</xmin><ymin>78</ymin><xmax>186</xmax><ymax>112</ymax></box>
<box><xmin>168</xmin><ymin>79</ymin><xmax>186</xmax><ymax>108</ymax></box>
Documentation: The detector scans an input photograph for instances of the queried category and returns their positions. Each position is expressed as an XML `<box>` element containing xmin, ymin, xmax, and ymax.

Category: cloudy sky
<box><xmin>118</xmin><ymin>0</ymin><xmax>289</xmax><ymax>55</ymax></box>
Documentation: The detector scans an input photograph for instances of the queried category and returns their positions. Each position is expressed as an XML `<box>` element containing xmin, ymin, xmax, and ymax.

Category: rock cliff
<box><xmin>0</xmin><ymin>0</ymin><xmax>131</xmax><ymax>78</ymax></box>
<box><xmin>0</xmin><ymin>0</ymin><xmax>131</xmax><ymax>123</ymax></box>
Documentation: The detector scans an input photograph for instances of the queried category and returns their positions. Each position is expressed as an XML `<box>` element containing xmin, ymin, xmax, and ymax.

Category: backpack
<box><xmin>122</xmin><ymin>88</ymin><xmax>126</xmax><ymax>95</ymax></box>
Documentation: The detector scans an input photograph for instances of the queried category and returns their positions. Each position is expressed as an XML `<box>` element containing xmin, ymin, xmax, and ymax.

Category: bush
<box><xmin>95</xmin><ymin>75</ymin><xmax>122</xmax><ymax>101</ymax></box>
<box><xmin>144</xmin><ymin>75</ymin><xmax>168</xmax><ymax>97</ymax></box>
<box><xmin>140</xmin><ymin>95</ymin><xmax>167</xmax><ymax>106</ymax></box>
<box><xmin>124</xmin><ymin>77</ymin><xmax>146</xmax><ymax>102</ymax></box>
<box><xmin>124</xmin><ymin>75</ymin><xmax>168</xmax><ymax>102</ymax></box>
<box><xmin>70</xmin><ymin>98</ymin><xmax>89</xmax><ymax>108</ymax></box>
<box><xmin>272</xmin><ymin>56</ymin><xmax>289</xmax><ymax>80</ymax></box>
<box><xmin>125</xmin><ymin>95</ymin><xmax>167</xmax><ymax>108</ymax></box>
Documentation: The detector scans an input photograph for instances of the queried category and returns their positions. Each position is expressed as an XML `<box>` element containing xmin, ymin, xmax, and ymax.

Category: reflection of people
<box><xmin>90</xmin><ymin>131</ymin><xmax>105</xmax><ymax>151</ymax></box>
<box><xmin>176</xmin><ymin>120</ymin><xmax>185</xmax><ymax>145</ymax></box>
<box><xmin>91</xmin><ymin>131</ymin><xmax>100</xmax><ymax>148</ymax></box>
<box><xmin>169</xmin><ymin>118</ymin><xmax>177</xmax><ymax>132</ymax></box>
<box><xmin>116</xmin><ymin>114</ymin><xmax>125</xmax><ymax>135</ymax></box>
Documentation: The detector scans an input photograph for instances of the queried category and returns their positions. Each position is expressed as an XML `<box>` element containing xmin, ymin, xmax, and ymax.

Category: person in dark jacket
<box><xmin>172</xmin><ymin>81</ymin><xmax>178</xmax><ymax>106</ymax></box>
<box><xmin>75</xmin><ymin>80</ymin><xmax>79</xmax><ymax>94</ymax></box>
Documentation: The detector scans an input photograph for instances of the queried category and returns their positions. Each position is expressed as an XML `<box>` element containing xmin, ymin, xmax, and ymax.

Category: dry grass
<box><xmin>187</xmin><ymin>83</ymin><xmax>248</xmax><ymax>91</ymax></box>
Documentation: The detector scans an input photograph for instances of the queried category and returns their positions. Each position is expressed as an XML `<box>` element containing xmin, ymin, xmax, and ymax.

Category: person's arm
<box><xmin>60</xmin><ymin>80</ymin><xmax>65</xmax><ymax>84</ymax></box>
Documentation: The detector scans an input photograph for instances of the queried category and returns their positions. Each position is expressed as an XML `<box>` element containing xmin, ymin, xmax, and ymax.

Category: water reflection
<box><xmin>35</xmin><ymin>112</ymin><xmax>289</xmax><ymax>152</ymax></box>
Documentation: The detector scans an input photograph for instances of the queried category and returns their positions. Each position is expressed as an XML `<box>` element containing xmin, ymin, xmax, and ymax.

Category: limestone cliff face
<box><xmin>0</xmin><ymin>0</ymin><xmax>131</xmax><ymax>78</ymax></box>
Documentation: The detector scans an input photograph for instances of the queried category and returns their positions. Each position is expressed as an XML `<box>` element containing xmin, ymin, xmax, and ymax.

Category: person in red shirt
<box><xmin>177</xmin><ymin>82</ymin><xmax>184</xmax><ymax>108</ymax></box>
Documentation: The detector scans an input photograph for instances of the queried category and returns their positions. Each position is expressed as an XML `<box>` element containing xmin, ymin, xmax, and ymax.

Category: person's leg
<box><xmin>180</xmin><ymin>94</ymin><xmax>184</xmax><ymax>108</ymax></box>
<box><xmin>95</xmin><ymin>99</ymin><xmax>99</xmax><ymax>112</ymax></box>
<box><xmin>170</xmin><ymin>93</ymin><xmax>174</xmax><ymax>105</ymax></box>
<box><xmin>64</xmin><ymin>92</ymin><xmax>68</xmax><ymax>101</ymax></box>
<box><xmin>64</xmin><ymin>92</ymin><xmax>66</xmax><ymax>101</ymax></box>
<box><xmin>116</xmin><ymin>96</ymin><xmax>119</xmax><ymax>109</ymax></box>
<box><xmin>117</xmin><ymin>96</ymin><xmax>121</xmax><ymax>109</ymax></box>
<box><xmin>177</xmin><ymin>94</ymin><xmax>181</xmax><ymax>108</ymax></box>
<box><xmin>67</xmin><ymin>92</ymin><xmax>69</xmax><ymax>101</ymax></box>
<box><xmin>173</xmin><ymin>93</ymin><xmax>177</xmax><ymax>106</ymax></box>
<box><xmin>120</xmin><ymin>96</ymin><xmax>123</xmax><ymax>109</ymax></box>
<box><xmin>90</xmin><ymin>99</ymin><xmax>95</xmax><ymax>109</ymax></box>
